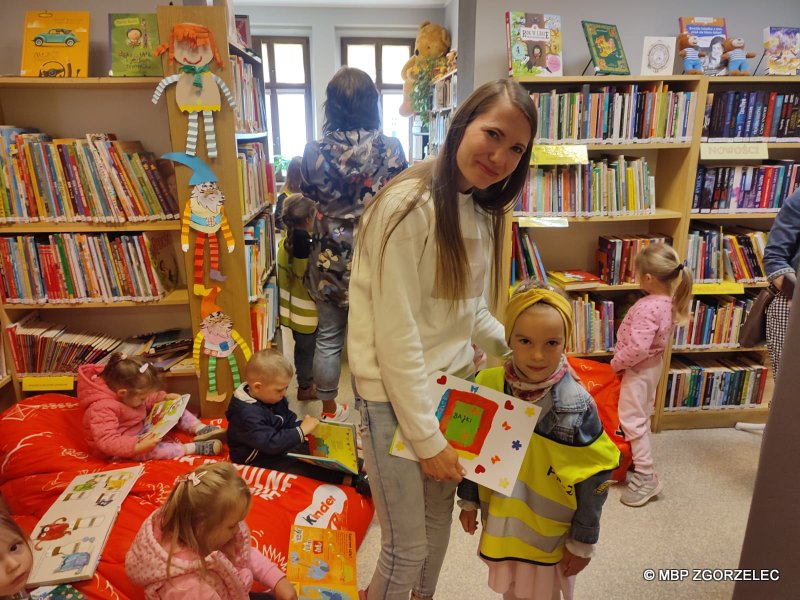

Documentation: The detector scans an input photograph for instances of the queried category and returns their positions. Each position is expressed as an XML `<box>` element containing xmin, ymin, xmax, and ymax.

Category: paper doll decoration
<box><xmin>162</xmin><ymin>152</ymin><xmax>234</xmax><ymax>296</ymax></box>
<box><xmin>152</xmin><ymin>23</ymin><xmax>235</xmax><ymax>158</ymax></box>
<box><xmin>193</xmin><ymin>286</ymin><xmax>252</xmax><ymax>403</ymax></box>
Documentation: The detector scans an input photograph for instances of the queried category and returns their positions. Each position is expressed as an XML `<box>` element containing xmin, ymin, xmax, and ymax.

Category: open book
<box><xmin>140</xmin><ymin>394</ymin><xmax>190</xmax><ymax>442</ymax></box>
<box><xmin>287</xmin><ymin>525</ymin><xmax>358</xmax><ymax>599</ymax></box>
<box><xmin>287</xmin><ymin>421</ymin><xmax>358</xmax><ymax>475</ymax></box>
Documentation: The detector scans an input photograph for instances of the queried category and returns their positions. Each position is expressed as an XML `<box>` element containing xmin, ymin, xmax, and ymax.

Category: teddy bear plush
<box><xmin>678</xmin><ymin>32</ymin><xmax>705</xmax><ymax>74</ymax></box>
<box><xmin>722</xmin><ymin>37</ymin><xmax>756</xmax><ymax>75</ymax></box>
<box><xmin>399</xmin><ymin>21</ymin><xmax>451</xmax><ymax>117</ymax></box>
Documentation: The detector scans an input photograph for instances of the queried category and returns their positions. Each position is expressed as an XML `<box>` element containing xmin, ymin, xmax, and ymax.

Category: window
<box><xmin>341</xmin><ymin>37</ymin><xmax>414</xmax><ymax>161</ymax></box>
<box><xmin>254</xmin><ymin>36</ymin><xmax>313</xmax><ymax>169</ymax></box>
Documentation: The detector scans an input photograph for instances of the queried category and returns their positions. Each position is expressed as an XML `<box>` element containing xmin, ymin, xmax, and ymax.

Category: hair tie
<box><xmin>139</xmin><ymin>362</ymin><xmax>150</xmax><ymax>374</ymax></box>
<box><xmin>675</xmin><ymin>263</ymin><xmax>685</xmax><ymax>272</ymax></box>
<box><xmin>175</xmin><ymin>471</ymin><xmax>205</xmax><ymax>487</ymax></box>
<box><xmin>120</xmin><ymin>353</ymin><xmax>128</xmax><ymax>360</ymax></box>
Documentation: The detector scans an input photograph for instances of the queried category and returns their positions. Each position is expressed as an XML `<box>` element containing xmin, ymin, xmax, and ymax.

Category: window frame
<box><xmin>340</xmin><ymin>36</ymin><xmax>414</xmax><ymax>94</ymax></box>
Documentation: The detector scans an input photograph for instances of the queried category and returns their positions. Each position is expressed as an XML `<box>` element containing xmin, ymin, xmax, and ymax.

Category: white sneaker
<box><xmin>320</xmin><ymin>403</ymin><xmax>351</xmax><ymax>423</ymax></box>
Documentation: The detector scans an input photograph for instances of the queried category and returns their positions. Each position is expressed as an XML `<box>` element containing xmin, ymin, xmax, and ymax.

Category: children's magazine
<box><xmin>287</xmin><ymin>525</ymin><xmax>358</xmax><ymax>599</ymax></box>
<box><xmin>287</xmin><ymin>421</ymin><xmax>359</xmax><ymax>475</ymax></box>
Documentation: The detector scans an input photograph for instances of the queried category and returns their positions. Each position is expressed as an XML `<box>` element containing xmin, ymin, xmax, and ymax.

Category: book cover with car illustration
<box><xmin>20</xmin><ymin>11</ymin><xmax>90</xmax><ymax>78</ymax></box>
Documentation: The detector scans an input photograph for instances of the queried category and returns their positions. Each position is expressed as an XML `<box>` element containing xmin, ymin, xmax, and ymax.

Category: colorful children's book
<box><xmin>389</xmin><ymin>372</ymin><xmax>541</xmax><ymax>495</ymax></box>
<box><xmin>678</xmin><ymin>16</ymin><xmax>728</xmax><ymax>76</ymax></box>
<box><xmin>27</xmin><ymin>466</ymin><xmax>144</xmax><ymax>587</ymax></box>
<box><xmin>20</xmin><ymin>11</ymin><xmax>90</xmax><ymax>78</ymax></box>
<box><xmin>581</xmin><ymin>21</ymin><xmax>630</xmax><ymax>75</ymax></box>
<box><xmin>141</xmin><ymin>394</ymin><xmax>190</xmax><ymax>441</ymax></box>
<box><xmin>109</xmin><ymin>14</ymin><xmax>163</xmax><ymax>77</ymax></box>
<box><xmin>547</xmin><ymin>269</ymin><xmax>605</xmax><ymax>290</ymax></box>
<box><xmin>287</xmin><ymin>421</ymin><xmax>359</xmax><ymax>475</ymax></box>
<box><xmin>641</xmin><ymin>36</ymin><xmax>676</xmax><ymax>76</ymax></box>
<box><xmin>286</xmin><ymin>525</ymin><xmax>358</xmax><ymax>599</ymax></box>
<box><xmin>505</xmin><ymin>12</ymin><xmax>563</xmax><ymax>77</ymax></box>
<box><xmin>30</xmin><ymin>584</ymin><xmax>88</xmax><ymax>600</ymax></box>
<box><xmin>763</xmin><ymin>27</ymin><xmax>800</xmax><ymax>75</ymax></box>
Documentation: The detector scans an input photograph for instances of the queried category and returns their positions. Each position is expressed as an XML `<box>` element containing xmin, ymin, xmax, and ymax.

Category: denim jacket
<box><xmin>763</xmin><ymin>189</ymin><xmax>800</xmax><ymax>281</ymax></box>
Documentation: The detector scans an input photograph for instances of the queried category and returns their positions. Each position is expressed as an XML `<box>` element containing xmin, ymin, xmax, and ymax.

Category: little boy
<box><xmin>226</xmin><ymin>349</ymin><xmax>370</xmax><ymax>495</ymax></box>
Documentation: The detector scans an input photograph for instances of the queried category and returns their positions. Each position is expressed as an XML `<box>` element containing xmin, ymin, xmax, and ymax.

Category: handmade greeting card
<box><xmin>390</xmin><ymin>372</ymin><xmax>540</xmax><ymax>494</ymax></box>
<box><xmin>287</xmin><ymin>525</ymin><xmax>358</xmax><ymax>599</ymax></box>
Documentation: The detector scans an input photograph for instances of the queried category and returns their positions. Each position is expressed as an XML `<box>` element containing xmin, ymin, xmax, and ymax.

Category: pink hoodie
<box><xmin>77</xmin><ymin>364</ymin><xmax>166</xmax><ymax>459</ymax></box>
<box><xmin>125</xmin><ymin>510</ymin><xmax>286</xmax><ymax>600</ymax></box>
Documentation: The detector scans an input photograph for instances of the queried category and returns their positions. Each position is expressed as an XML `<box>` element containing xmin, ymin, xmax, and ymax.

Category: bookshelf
<box><xmin>429</xmin><ymin>69</ymin><xmax>457</xmax><ymax>157</ymax></box>
<box><xmin>508</xmin><ymin>74</ymin><xmax>791</xmax><ymax>431</ymax></box>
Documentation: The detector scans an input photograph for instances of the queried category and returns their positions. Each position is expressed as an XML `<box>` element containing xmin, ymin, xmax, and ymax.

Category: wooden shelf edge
<box><xmin>513</xmin><ymin>208</ymin><xmax>682</xmax><ymax>223</ymax></box>
<box><xmin>2</xmin><ymin>289</ymin><xmax>189</xmax><ymax>310</ymax></box>
<box><xmin>0</xmin><ymin>375</ymin><xmax>11</xmax><ymax>389</ymax></box>
<box><xmin>689</xmin><ymin>212</ymin><xmax>777</xmax><ymax>220</ymax></box>
<box><xmin>672</xmin><ymin>346</ymin><xmax>767</xmax><ymax>354</ymax></box>
<box><xmin>658</xmin><ymin>405</ymin><xmax>769</xmax><ymax>430</ymax></box>
<box><xmin>0</xmin><ymin>76</ymin><xmax>162</xmax><ymax>89</ymax></box>
<box><xmin>0</xmin><ymin>220</ymin><xmax>181</xmax><ymax>233</ymax></box>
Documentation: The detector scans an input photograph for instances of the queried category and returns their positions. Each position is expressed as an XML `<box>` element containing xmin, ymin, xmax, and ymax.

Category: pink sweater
<box><xmin>77</xmin><ymin>364</ymin><xmax>166</xmax><ymax>459</ymax></box>
<box><xmin>611</xmin><ymin>295</ymin><xmax>674</xmax><ymax>372</ymax></box>
<box><xmin>125</xmin><ymin>510</ymin><xmax>285</xmax><ymax>600</ymax></box>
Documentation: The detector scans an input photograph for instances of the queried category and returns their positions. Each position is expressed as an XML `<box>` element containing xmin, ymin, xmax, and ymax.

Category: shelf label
<box><xmin>700</xmin><ymin>143</ymin><xmax>769</xmax><ymax>161</ymax></box>
<box><xmin>692</xmin><ymin>281</ymin><xmax>745</xmax><ymax>295</ymax></box>
<box><xmin>516</xmin><ymin>216</ymin><xmax>569</xmax><ymax>228</ymax></box>
<box><xmin>22</xmin><ymin>375</ymin><xmax>74</xmax><ymax>392</ymax></box>
<box><xmin>531</xmin><ymin>145</ymin><xmax>588</xmax><ymax>165</ymax></box>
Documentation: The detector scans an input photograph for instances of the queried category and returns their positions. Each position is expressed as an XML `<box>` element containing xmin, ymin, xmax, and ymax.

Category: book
<box><xmin>505</xmin><ymin>12</ymin><xmax>563</xmax><ymax>77</ymax></box>
<box><xmin>149</xmin><ymin>349</ymin><xmax>191</xmax><ymax>372</ymax></box>
<box><xmin>286</xmin><ymin>525</ymin><xmax>358</xmax><ymax>598</ymax></box>
<box><xmin>547</xmin><ymin>269</ymin><xmax>605</xmax><ymax>290</ymax></box>
<box><xmin>234</xmin><ymin>14</ymin><xmax>252</xmax><ymax>49</ymax></box>
<box><xmin>143</xmin><ymin>327</ymin><xmax>193</xmax><ymax>355</ymax></box>
<box><xmin>30</xmin><ymin>584</ymin><xmax>88</xmax><ymax>600</ymax></box>
<box><xmin>389</xmin><ymin>372</ymin><xmax>541</xmax><ymax>495</ymax></box>
<box><xmin>140</xmin><ymin>394</ymin><xmax>190</xmax><ymax>442</ymax></box>
<box><xmin>641</xmin><ymin>36</ymin><xmax>676</xmax><ymax>75</ymax></box>
<box><xmin>108</xmin><ymin>14</ymin><xmax>163</xmax><ymax>76</ymax></box>
<box><xmin>763</xmin><ymin>27</ymin><xmax>800</xmax><ymax>75</ymax></box>
<box><xmin>678</xmin><ymin>16</ymin><xmax>728</xmax><ymax>76</ymax></box>
<box><xmin>20</xmin><ymin>11</ymin><xmax>90</xmax><ymax>78</ymax></box>
<box><xmin>581</xmin><ymin>21</ymin><xmax>630</xmax><ymax>75</ymax></box>
<box><xmin>27</xmin><ymin>466</ymin><xmax>143</xmax><ymax>587</ymax></box>
<box><xmin>287</xmin><ymin>421</ymin><xmax>359</xmax><ymax>475</ymax></box>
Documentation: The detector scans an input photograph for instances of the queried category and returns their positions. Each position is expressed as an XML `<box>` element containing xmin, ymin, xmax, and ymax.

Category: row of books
<box><xmin>701</xmin><ymin>91</ymin><xmax>800</xmax><ymax>142</ymax></box>
<box><xmin>0</xmin><ymin>128</ymin><xmax>178</xmax><ymax>223</ymax></box>
<box><xmin>250</xmin><ymin>277</ymin><xmax>279</xmax><ymax>351</ymax></box>
<box><xmin>0</xmin><ymin>231</ymin><xmax>175</xmax><ymax>305</ymax></box>
<box><xmin>692</xmin><ymin>163</ymin><xmax>800</xmax><ymax>214</ymax></box>
<box><xmin>687</xmin><ymin>224</ymin><xmax>722</xmax><ymax>283</ymax></box>
<box><xmin>664</xmin><ymin>357</ymin><xmax>768</xmax><ymax>410</ymax></box>
<box><xmin>515</xmin><ymin>156</ymin><xmax>655</xmax><ymax>217</ymax></box>
<box><xmin>510</xmin><ymin>222</ymin><xmax>546</xmax><ymax>285</ymax></box>
<box><xmin>237</xmin><ymin>142</ymin><xmax>275</xmax><ymax>219</ymax></box>
<box><xmin>230</xmin><ymin>54</ymin><xmax>269</xmax><ymax>134</ymax></box>
<box><xmin>687</xmin><ymin>225</ymin><xmax>767</xmax><ymax>284</ymax></box>
<box><xmin>244</xmin><ymin>213</ymin><xmax>277</xmax><ymax>301</ymax></box>
<box><xmin>568</xmin><ymin>293</ymin><xmax>616</xmax><ymax>353</ymax></box>
<box><xmin>428</xmin><ymin>111</ymin><xmax>452</xmax><ymax>157</ymax></box>
<box><xmin>673</xmin><ymin>295</ymin><xmax>756</xmax><ymax>349</ymax></box>
<box><xmin>530</xmin><ymin>86</ymin><xmax>697</xmax><ymax>145</ymax></box>
<box><xmin>597</xmin><ymin>234</ymin><xmax>671</xmax><ymax>286</ymax></box>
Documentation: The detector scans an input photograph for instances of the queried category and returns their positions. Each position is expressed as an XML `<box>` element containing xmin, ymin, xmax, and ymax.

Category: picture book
<box><xmin>678</xmin><ymin>16</ymin><xmax>727</xmax><ymax>76</ymax></box>
<box><xmin>141</xmin><ymin>394</ymin><xmax>190</xmax><ymax>441</ymax></box>
<box><xmin>234</xmin><ymin>14</ymin><xmax>252</xmax><ymax>49</ymax></box>
<box><xmin>287</xmin><ymin>525</ymin><xmax>358</xmax><ymax>599</ymax></box>
<box><xmin>27</xmin><ymin>466</ymin><xmax>144</xmax><ymax>587</ymax></box>
<box><xmin>641</xmin><ymin>36</ymin><xmax>676</xmax><ymax>75</ymax></box>
<box><xmin>30</xmin><ymin>584</ymin><xmax>88</xmax><ymax>600</ymax></box>
<box><xmin>287</xmin><ymin>421</ymin><xmax>359</xmax><ymax>475</ymax></box>
<box><xmin>505</xmin><ymin>12</ymin><xmax>563</xmax><ymax>77</ymax></box>
<box><xmin>547</xmin><ymin>269</ymin><xmax>605</xmax><ymax>290</ymax></box>
<box><xmin>389</xmin><ymin>372</ymin><xmax>541</xmax><ymax>495</ymax></box>
<box><xmin>763</xmin><ymin>27</ymin><xmax>800</xmax><ymax>75</ymax></box>
<box><xmin>581</xmin><ymin>21</ymin><xmax>630</xmax><ymax>75</ymax></box>
<box><xmin>20</xmin><ymin>11</ymin><xmax>90</xmax><ymax>78</ymax></box>
<box><xmin>109</xmin><ymin>14</ymin><xmax>163</xmax><ymax>77</ymax></box>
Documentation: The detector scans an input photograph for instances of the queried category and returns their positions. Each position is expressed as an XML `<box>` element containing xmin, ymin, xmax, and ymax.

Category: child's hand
<box><xmin>300</xmin><ymin>415</ymin><xmax>320</xmax><ymax>436</ymax></box>
<box><xmin>272</xmin><ymin>577</ymin><xmax>298</xmax><ymax>600</ymax></box>
<box><xmin>459</xmin><ymin>509</ymin><xmax>478</xmax><ymax>535</ymax></box>
<box><xmin>164</xmin><ymin>393</ymin><xmax>180</xmax><ymax>400</ymax></box>
<box><xmin>560</xmin><ymin>548</ymin><xmax>591</xmax><ymax>577</ymax></box>
<box><xmin>134</xmin><ymin>430</ymin><xmax>160</xmax><ymax>454</ymax></box>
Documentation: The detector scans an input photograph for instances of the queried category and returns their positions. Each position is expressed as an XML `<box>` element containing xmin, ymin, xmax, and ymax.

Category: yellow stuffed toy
<box><xmin>399</xmin><ymin>21</ymin><xmax>451</xmax><ymax>117</ymax></box>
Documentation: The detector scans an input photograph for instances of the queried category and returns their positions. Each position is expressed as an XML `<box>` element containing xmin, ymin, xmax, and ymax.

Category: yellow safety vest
<box><xmin>277</xmin><ymin>237</ymin><xmax>318</xmax><ymax>334</ymax></box>
<box><xmin>475</xmin><ymin>367</ymin><xmax>620</xmax><ymax>565</ymax></box>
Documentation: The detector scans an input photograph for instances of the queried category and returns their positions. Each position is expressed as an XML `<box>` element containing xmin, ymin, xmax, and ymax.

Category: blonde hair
<box><xmin>245</xmin><ymin>348</ymin><xmax>294</xmax><ymax>384</ymax></box>
<box><xmin>159</xmin><ymin>462</ymin><xmax>250</xmax><ymax>575</ymax></box>
<box><xmin>102</xmin><ymin>352</ymin><xmax>163</xmax><ymax>396</ymax></box>
<box><xmin>635</xmin><ymin>243</ymin><xmax>693</xmax><ymax>324</ymax></box>
<box><xmin>280</xmin><ymin>156</ymin><xmax>303</xmax><ymax>196</ymax></box>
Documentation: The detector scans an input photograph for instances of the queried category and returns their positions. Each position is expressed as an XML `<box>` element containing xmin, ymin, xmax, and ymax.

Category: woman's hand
<box><xmin>419</xmin><ymin>444</ymin><xmax>465</xmax><ymax>482</ymax></box>
<box><xmin>459</xmin><ymin>509</ymin><xmax>478</xmax><ymax>534</ymax></box>
<box><xmin>560</xmin><ymin>548</ymin><xmax>591</xmax><ymax>577</ymax></box>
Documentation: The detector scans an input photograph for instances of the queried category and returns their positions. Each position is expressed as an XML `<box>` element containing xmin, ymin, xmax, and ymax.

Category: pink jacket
<box><xmin>125</xmin><ymin>510</ymin><xmax>286</xmax><ymax>600</ymax></box>
<box><xmin>611</xmin><ymin>295</ymin><xmax>674</xmax><ymax>372</ymax></box>
<box><xmin>77</xmin><ymin>364</ymin><xmax>165</xmax><ymax>459</ymax></box>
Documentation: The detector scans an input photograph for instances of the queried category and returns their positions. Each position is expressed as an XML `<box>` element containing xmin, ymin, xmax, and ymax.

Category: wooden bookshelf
<box><xmin>0</xmin><ymin>77</ymin><xmax>161</xmax><ymax>90</ymax></box>
<box><xmin>0</xmin><ymin>221</ymin><xmax>182</xmax><ymax>234</ymax></box>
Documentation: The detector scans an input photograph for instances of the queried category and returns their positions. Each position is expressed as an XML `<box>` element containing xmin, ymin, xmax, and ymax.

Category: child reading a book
<box><xmin>126</xmin><ymin>462</ymin><xmax>297</xmax><ymax>600</ymax></box>
<box><xmin>0</xmin><ymin>513</ymin><xmax>32</xmax><ymax>600</ymax></box>
<box><xmin>457</xmin><ymin>280</ymin><xmax>620</xmax><ymax>600</ymax></box>
<box><xmin>612</xmin><ymin>243</ymin><xmax>692</xmax><ymax>507</ymax></box>
<box><xmin>277</xmin><ymin>194</ymin><xmax>319</xmax><ymax>402</ymax></box>
<box><xmin>226</xmin><ymin>349</ymin><xmax>370</xmax><ymax>496</ymax></box>
<box><xmin>78</xmin><ymin>353</ymin><xmax>225</xmax><ymax>461</ymax></box>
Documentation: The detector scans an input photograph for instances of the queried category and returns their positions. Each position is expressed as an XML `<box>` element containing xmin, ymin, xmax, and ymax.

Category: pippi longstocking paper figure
<box><xmin>152</xmin><ymin>22</ymin><xmax>235</xmax><ymax>158</ymax></box>
<box><xmin>193</xmin><ymin>286</ymin><xmax>252</xmax><ymax>403</ymax></box>
<box><xmin>163</xmin><ymin>152</ymin><xmax>234</xmax><ymax>296</ymax></box>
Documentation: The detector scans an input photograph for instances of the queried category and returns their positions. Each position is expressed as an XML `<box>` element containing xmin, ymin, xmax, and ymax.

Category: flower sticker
<box><xmin>512</xmin><ymin>440</ymin><xmax>522</xmax><ymax>451</ymax></box>
<box><xmin>499</xmin><ymin>478</ymin><xmax>510</xmax><ymax>489</ymax></box>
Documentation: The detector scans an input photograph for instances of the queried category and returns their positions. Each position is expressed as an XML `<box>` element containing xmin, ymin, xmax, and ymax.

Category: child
<box><xmin>457</xmin><ymin>280</ymin><xmax>620</xmax><ymax>600</ymax></box>
<box><xmin>0</xmin><ymin>513</ymin><xmax>32</xmax><ymax>600</ymax></box>
<box><xmin>612</xmin><ymin>243</ymin><xmax>692</xmax><ymax>507</ymax></box>
<box><xmin>78</xmin><ymin>353</ymin><xmax>224</xmax><ymax>461</ymax></box>
<box><xmin>126</xmin><ymin>462</ymin><xmax>297</xmax><ymax>600</ymax></box>
<box><xmin>277</xmin><ymin>194</ymin><xmax>318</xmax><ymax>402</ymax></box>
<box><xmin>274</xmin><ymin>157</ymin><xmax>302</xmax><ymax>231</ymax></box>
<box><xmin>226</xmin><ymin>349</ymin><xmax>370</xmax><ymax>496</ymax></box>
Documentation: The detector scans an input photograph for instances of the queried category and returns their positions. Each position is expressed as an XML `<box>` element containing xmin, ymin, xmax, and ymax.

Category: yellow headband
<box><xmin>504</xmin><ymin>288</ymin><xmax>573</xmax><ymax>344</ymax></box>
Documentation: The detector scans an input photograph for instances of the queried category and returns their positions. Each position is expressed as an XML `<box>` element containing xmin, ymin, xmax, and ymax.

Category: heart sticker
<box><xmin>436</xmin><ymin>375</ymin><xmax>447</xmax><ymax>385</ymax></box>
<box><xmin>504</xmin><ymin>400</ymin><xmax>514</xmax><ymax>410</ymax></box>
<box><xmin>474</xmin><ymin>464</ymin><xmax>486</xmax><ymax>474</ymax></box>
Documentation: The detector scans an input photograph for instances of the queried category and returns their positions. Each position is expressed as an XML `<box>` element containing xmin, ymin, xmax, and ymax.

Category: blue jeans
<box><xmin>359</xmin><ymin>399</ymin><xmax>457</xmax><ymax>600</ymax></box>
<box><xmin>292</xmin><ymin>329</ymin><xmax>317</xmax><ymax>389</ymax></box>
<box><xmin>313</xmin><ymin>300</ymin><xmax>348</xmax><ymax>401</ymax></box>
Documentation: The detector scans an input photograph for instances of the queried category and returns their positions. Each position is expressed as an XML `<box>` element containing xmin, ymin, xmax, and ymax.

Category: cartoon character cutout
<box><xmin>163</xmin><ymin>152</ymin><xmax>234</xmax><ymax>296</ymax></box>
<box><xmin>34</xmin><ymin>517</ymin><xmax>70</xmax><ymax>550</ymax></box>
<box><xmin>50</xmin><ymin>537</ymin><xmax>94</xmax><ymax>574</ymax></box>
<box><xmin>193</xmin><ymin>286</ymin><xmax>252</xmax><ymax>403</ymax></box>
<box><xmin>152</xmin><ymin>23</ymin><xmax>236</xmax><ymax>158</ymax></box>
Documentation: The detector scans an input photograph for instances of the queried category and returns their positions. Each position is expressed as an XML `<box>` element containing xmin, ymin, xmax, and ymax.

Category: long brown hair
<box><xmin>359</xmin><ymin>78</ymin><xmax>536</xmax><ymax>305</ymax></box>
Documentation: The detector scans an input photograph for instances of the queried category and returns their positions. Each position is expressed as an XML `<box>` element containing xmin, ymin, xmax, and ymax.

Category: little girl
<box><xmin>0</xmin><ymin>513</ymin><xmax>32</xmax><ymax>600</ymax></box>
<box><xmin>277</xmin><ymin>194</ymin><xmax>318</xmax><ymax>402</ymax></box>
<box><xmin>78</xmin><ymin>353</ymin><xmax>225</xmax><ymax>460</ymax></box>
<box><xmin>612</xmin><ymin>243</ymin><xmax>692</xmax><ymax>507</ymax></box>
<box><xmin>458</xmin><ymin>280</ymin><xmax>620</xmax><ymax>600</ymax></box>
<box><xmin>125</xmin><ymin>462</ymin><xmax>296</xmax><ymax>600</ymax></box>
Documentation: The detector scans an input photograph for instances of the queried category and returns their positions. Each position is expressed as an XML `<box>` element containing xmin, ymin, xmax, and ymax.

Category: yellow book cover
<box><xmin>287</xmin><ymin>421</ymin><xmax>359</xmax><ymax>475</ymax></box>
<box><xmin>287</xmin><ymin>525</ymin><xmax>358</xmax><ymax>599</ymax></box>
<box><xmin>20</xmin><ymin>11</ymin><xmax>90</xmax><ymax>78</ymax></box>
